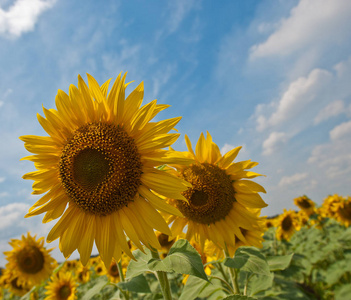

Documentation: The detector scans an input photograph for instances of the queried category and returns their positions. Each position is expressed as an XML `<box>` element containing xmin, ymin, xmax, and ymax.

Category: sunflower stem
<box><xmin>117</xmin><ymin>260</ymin><xmax>130</xmax><ymax>300</ymax></box>
<box><xmin>224</xmin><ymin>249</ymin><xmax>240</xmax><ymax>295</ymax></box>
<box><xmin>150</xmin><ymin>247</ymin><xmax>173</xmax><ymax>300</ymax></box>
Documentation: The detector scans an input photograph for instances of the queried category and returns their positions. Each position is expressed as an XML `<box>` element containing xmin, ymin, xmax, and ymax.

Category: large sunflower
<box><xmin>4</xmin><ymin>233</ymin><xmax>55</xmax><ymax>286</ymax></box>
<box><xmin>20</xmin><ymin>73</ymin><xmax>192</xmax><ymax>267</ymax></box>
<box><xmin>44</xmin><ymin>272</ymin><xmax>77</xmax><ymax>300</ymax></box>
<box><xmin>165</xmin><ymin>132</ymin><xmax>267</xmax><ymax>255</ymax></box>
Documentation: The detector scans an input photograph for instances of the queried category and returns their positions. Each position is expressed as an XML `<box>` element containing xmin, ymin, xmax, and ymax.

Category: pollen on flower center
<box><xmin>175</xmin><ymin>163</ymin><xmax>235</xmax><ymax>224</ymax></box>
<box><xmin>17</xmin><ymin>246</ymin><xmax>44</xmax><ymax>274</ymax></box>
<box><xmin>59</xmin><ymin>122</ymin><xmax>143</xmax><ymax>216</ymax></box>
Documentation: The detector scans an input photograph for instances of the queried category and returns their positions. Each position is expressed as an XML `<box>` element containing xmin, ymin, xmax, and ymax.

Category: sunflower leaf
<box><xmin>266</xmin><ymin>253</ymin><xmax>294</xmax><ymax>271</ymax></box>
<box><xmin>81</xmin><ymin>276</ymin><xmax>109</xmax><ymax>300</ymax></box>
<box><xmin>126</xmin><ymin>248</ymin><xmax>154</xmax><ymax>279</ymax></box>
<box><xmin>147</xmin><ymin>239</ymin><xmax>209</xmax><ymax>281</ymax></box>
<box><xmin>222</xmin><ymin>295</ymin><xmax>258</xmax><ymax>300</ymax></box>
<box><xmin>117</xmin><ymin>274</ymin><xmax>151</xmax><ymax>293</ymax></box>
<box><xmin>224</xmin><ymin>246</ymin><xmax>271</xmax><ymax>276</ymax></box>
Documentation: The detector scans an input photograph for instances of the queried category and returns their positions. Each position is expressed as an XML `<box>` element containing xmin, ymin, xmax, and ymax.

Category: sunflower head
<box><xmin>334</xmin><ymin>196</ymin><xmax>351</xmax><ymax>227</ymax></box>
<box><xmin>76</xmin><ymin>264</ymin><xmax>90</xmax><ymax>284</ymax></box>
<box><xmin>2</xmin><ymin>269</ymin><xmax>31</xmax><ymax>297</ymax></box>
<box><xmin>276</xmin><ymin>210</ymin><xmax>300</xmax><ymax>241</ymax></box>
<box><xmin>45</xmin><ymin>272</ymin><xmax>77</xmax><ymax>300</ymax></box>
<box><xmin>294</xmin><ymin>195</ymin><xmax>315</xmax><ymax>216</ymax></box>
<box><xmin>164</xmin><ymin>132</ymin><xmax>267</xmax><ymax>255</ymax></box>
<box><xmin>20</xmin><ymin>73</ymin><xmax>193</xmax><ymax>267</ymax></box>
<box><xmin>4</xmin><ymin>232</ymin><xmax>55</xmax><ymax>286</ymax></box>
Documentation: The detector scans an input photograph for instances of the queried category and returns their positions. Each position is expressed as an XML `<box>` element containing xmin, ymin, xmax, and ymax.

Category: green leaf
<box><xmin>266</xmin><ymin>254</ymin><xmax>294</xmax><ymax>271</ymax></box>
<box><xmin>126</xmin><ymin>248</ymin><xmax>153</xmax><ymax>279</ymax></box>
<box><xmin>222</xmin><ymin>295</ymin><xmax>257</xmax><ymax>300</ymax></box>
<box><xmin>247</xmin><ymin>273</ymin><xmax>274</xmax><ymax>296</ymax></box>
<box><xmin>335</xmin><ymin>284</ymin><xmax>351</xmax><ymax>300</ymax></box>
<box><xmin>224</xmin><ymin>247</ymin><xmax>271</xmax><ymax>276</ymax></box>
<box><xmin>179</xmin><ymin>275</ymin><xmax>226</xmax><ymax>300</ymax></box>
<box><xmin>81</xmin><ymin>276</ymin><xmax>108</xmax><ymax>300</ymax></box>
<box><xmin>147</xmin><ymin>239</ymin><xmax>209</xmax><ymax>281</ymax></box>
<box><xmin>117</xmin><ymin>274</ymin><xmax>151</xmax><ymax>293</ymax></box>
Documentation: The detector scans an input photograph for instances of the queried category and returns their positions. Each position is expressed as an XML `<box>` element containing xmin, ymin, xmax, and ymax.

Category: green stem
<box><xmin>224</xmin><ymin>250</ymin><xmax>240</xmax><ymax>295</ymax></box>
<box><xmin>117</xmin><ymin>260</ymin><xmax>129</xmax><ymax>300</ymax></box>
<box><xmin>210</xmin><ymin>276</ymin><xmax>235</xmax><ymax>294</ymax></box>
<box><xmin>215</xmin><ymin>262</ymin><xmax>230</xmax><ymax>284</ymax></box>
<box><xmin>150</xmin><ymin>247</ymin><xmax>172</xmax><ymax>300</ymax></box>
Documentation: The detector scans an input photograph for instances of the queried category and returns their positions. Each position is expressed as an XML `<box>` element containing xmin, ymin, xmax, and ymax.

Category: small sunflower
<box><xmin>4</xmin><ymin>233</ymin><xmax>55</xmax><ymax>286</ymax></box>
<box><xmin>75</xmin><ymin>264</ymin><xmax>90</xmax><ymax>284</ymax></box>
<box><xmin>94</xmin><ymin>262</ymin><xmax>107</xmax><ymax>277</ymax></box>
<box><xmin>320</xmin><ymin>194</ymin><xmax>344</xmax><ymax>219</ymax></box>
<box><xmin>333</xmin><ymin>196</ymin><xmax>351</xmax><ymax>227</ymax></box>
<box><xmin>294</xmin><ymin>195</ymin><xmax>315</xmax><ymax>216</ymax></box>
<box><xmin>45</xmin><ymin>272</ymin><xmax>77</xmax><ymax>300</ymax></box>
<box><xmin>276</xmin><ymin>209</ymin><xmax>300</xmax><ymax>241</ymax></box>
<box><xmin>2</xmin><ymin>269</ymin><xmax>31</xmax><ymax>297</ymax></box>
<box><xmin>106</xmin><ymin>259</ymin><xmax>126</xmax><ymax>283</ymax></box>
<box><xmin>156</xmin><ymin>231</ymin><xmax>176</xmax><ymax>258</ymax></box>
<box><xmin>165</xmin><ymin>132</ymin><xmax>267</xmax><ymax>255</ymax></box>
<box><xmin>21</xmin><ymin>73</ymin><xmax>192</xmax><ymax>267</ymax></box>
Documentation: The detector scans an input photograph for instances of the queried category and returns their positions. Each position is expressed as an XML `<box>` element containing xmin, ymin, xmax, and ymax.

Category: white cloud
<box><xmin>308</xmin><ymin>121</ymin><xmax>351</xmax><ymax>181</ymax></box>
<box><xmin>250</xmin><ymin>0</ymin><xmax>351</xmax><ymax>59</ymax></box>
<box><xmin>330</xmin><ymin>120</ymin><xmax>351</xmax><ymax>141</ymax></box>
<box><xmin>0</xmin><ymin>176</ymin><xmax>5</xmax><ymax>183</ymax></box>
<box><xmin>0</xmin><ymin>0</ymin><xmax>56</xmax><ymax>38</ymax></box>
<box><xmin>166</xmin><ymin>0</ymin><xmax>199</xmax><ymax>34</ymax></box>
<box><xmin>0</xmin><ymin>202</ymin><xmax>29</xmax><ymax>230</ymax></box>
<box><xmin>262</xmin><ymin>131</ymin><xmax>287</xmax><ymax>156</ymax></box>
<box><xmin>278</xmin><ymin>172</ymin><xmax>308</xmax><ymax>187</ymax></box>
<box><xmin>256</xmin><ymin>68</ymin><xmax>332</xmax><ymax>131</ymax></box>
<box><xmin>314</xmin><ymin>100</ymin><xmax>345</xmax><ymax>125</ymax></box>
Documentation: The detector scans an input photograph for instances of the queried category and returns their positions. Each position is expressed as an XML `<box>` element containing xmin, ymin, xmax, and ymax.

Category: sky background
<box><xmin>0</xmin><ymin>0</ymin><xmax>351</xmax><ymax>266</ymax></box>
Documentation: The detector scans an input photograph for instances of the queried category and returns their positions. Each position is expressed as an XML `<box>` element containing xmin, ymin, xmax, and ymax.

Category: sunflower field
<box><xmin>1</xmin><ymin>74</ymin><xmax>350</xmax><ymax>300</ymax></box>
<box><xmin>0</xmin><ymin>193</ymin><xmax>351</xmax><ymax>300</ymax></box>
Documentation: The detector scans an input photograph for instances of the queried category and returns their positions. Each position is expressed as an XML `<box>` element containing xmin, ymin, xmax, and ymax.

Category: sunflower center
<box><xmin>109</xmin><ymin>264</ymin><xmax>119</xmax><ymax>277</ymax></box>
<box><xmin>58</xmin><ymin>285</ymin><xmax>71</xmax><ymax>300</ymax></box>
<box><xmin>17</xmin><ymin>246</ymin><xmax>44</xmax><ymax>274</ymax></box>
<box><xmin>157</xmin><ymin>233</ymin><xmax>175</xmax><ymax>248</ymax></box>
<box><xmin>175</xmin><ymin>163</ymin><xmax>235</xmax><ymax>224</ymax></box>
<box><xmin>59</xmin><ymin>122</ymin><xmax>142</xmax><ymax>216</ymax></box>
<box><xmin>299</xmin><ymin>198</ymin><xmax>312</xmax><ymax>209</ymax></box>
<box><xmin>282</xmin><ymin>215</ymin><xmax>293</xmax><ymax>231</ymax></box>
<box><xmin>338</xmin><ymin>202</ymin><xmax>351</xmax><ymax>220</ymax></box>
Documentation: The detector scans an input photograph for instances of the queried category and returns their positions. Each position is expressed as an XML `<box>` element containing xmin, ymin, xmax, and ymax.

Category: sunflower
<box><xmin>75</xmin><ymin>264</ymin><xmax>90</xmax><ymax>284</ymax></box>
<box><xmin>156</xmin><ymin>231</ymin><xmax>176</xmax><ymax>258</ymax></box>
<box><xmin>44</xmin><ymin>272</ymin><xmax>77</xmax><ymax>300</ymax></box>
<box><xmin>294</xmin><ymin>195</ymin><xmax>315</xmax><ymax>216</ymax></box>
<box><xmin>276</xmin><ymin>209</ymin><xmax>300</xmax><ymax>241</ymax></box>
<box><xmin>333</xmin><ymin>196</ymin><xmax>351</xmax><ymax>227</ymax></box>
<box><xmin>94</xmin><ymin>262</ymin><xmax>107</xmax><ymax>277</ymax></box>
<box><xmin>105</xmin><ymin>258</ymin><xmax>127</xmax><ymax>283</ymax></box>
<box><xmin>2</xmin><ymin>269</ymin><xmax>31</xmax><ymax>297</ymax></box>
<box><xmin>320</xmin><ymin>194</ymin><xmax>345</xmax><ymax>219</ymax></box>
<box><xmin>20</xmin><ymin>73</ymin><xmax>192</xmax><ymax>267</ymax></box>
<box><xmin>164</xmin><ymin>132</ymin><xmax>267</xmax><ymax>256</ymax></box>
<box><xmin>4</xmin><ymin>233</ymin><xmax>55</xmax><ymax>286</ymax></box>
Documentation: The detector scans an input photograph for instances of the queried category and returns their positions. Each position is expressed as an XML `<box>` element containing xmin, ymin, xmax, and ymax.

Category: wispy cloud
<box><xmin>278</xmin><ymin>172</ymin><xmax>308</xmax><ymax>187</ymax></box>
<box><xmin>250</xmin><ymin>0</ymin><xmax>351</xmax><ymax>59</ymax></box>
<box><xmin>0</xmin><ymin>0</ymin><xmax>56</xmax><ymax>38</ymax></box>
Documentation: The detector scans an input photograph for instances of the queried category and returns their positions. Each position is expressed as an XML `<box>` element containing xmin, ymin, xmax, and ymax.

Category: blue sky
<box><xmin>1</xmin><ymin>0</ymin><xmax>351</xmax><ymax>265</ymax></box>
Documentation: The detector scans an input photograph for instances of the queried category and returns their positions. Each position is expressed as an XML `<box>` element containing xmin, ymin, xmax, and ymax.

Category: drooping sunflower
<box><xmin>20</xmin><ymin>73</ymin><xmax>192</xmax><ymax>267</ymax></box>
<box><xmin>164</xmin><ymin>132</ymin><xmax>267</xmax><ymax>256</ymax></box>
<box><xmin>276</xmin><ymin>209</ymin><xmax>300</xmax><ymax>241</ymax></box>
<box><xmin>333</xmin><ymin>196</ymin><xmax>351</xmax><ymax>227</ymax></box>
<box><xmin>44</xmin><ymin>272</ymin><xmax>77</xmax><ymax>300</ymax></box>
<box><xmin>294</xmin><ymin>195</ymin><xmax>315</xmax><ymax>216</ymax></box>
<box><xmin>75</xmin><ymin>264</ymin><xmax>90</xmax><ymax>284</ymax></box>
<box><xmin>4</xmin><ymin>233</ymin><xmax>55</xmax><ymax>286</ymax></box>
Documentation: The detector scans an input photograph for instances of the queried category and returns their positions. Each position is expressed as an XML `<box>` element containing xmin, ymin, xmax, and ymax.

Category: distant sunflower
<box><xmin>94</xmin><ymin>262</ymin><xmax>107</xmax><ymax>277</ymax></box>
<box><xmin>4</xmin><ymin>233</ymin><xmax>55</xmax><ymax>286</ymax></box>
<box><xmin>294</xmin><ymin>195</ymin><xmax>315</xmax><ymax>216</ymax></box>
<box><xmin>156</xmin><ymin>231</ymin><xmax>176</xmax><ymax>258</ymax></box>
<box><xmin>320</xmin><ymin>194</ymin><xmax>345</xmax><ymax>219</ymax></box>
<box><xmin>276</xmin><ymin>210</ymin><xmax>300</xmax><ymax>241</ymax></box>
<box><xmin>164</xmin><ymin>132</ymin><xmax>267</xmax><ymax>255</ymax></box>
<box><xmin>2</xmin><ymin>269</ymin><xmax>31</xmax><ymax>297</ymax></box>
<box><xmin>20</xmin><ymin>73</ymin><xmax>192</xmax><ymax>267</ymax></box>
<box><xmin>45</xmin><ymin>272</ymin><xmax>77</xmax><ymax>300</ymax></box>
<box><xmin>76</xmin><ymin>264</ymin><xmax>90</xmax><ymax>284</ymax></box>
<box><xmin>334</xmin><ymin>196</ymin><xmax>351</xmax><ymax>227</ymax></box>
